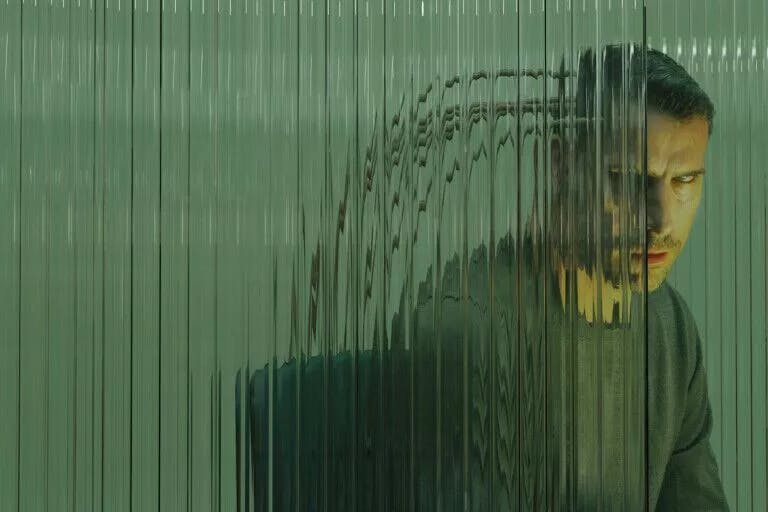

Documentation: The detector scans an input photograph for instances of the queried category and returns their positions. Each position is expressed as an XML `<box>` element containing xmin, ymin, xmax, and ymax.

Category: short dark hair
<box><xmin>574</xmin><ymin>45</ymin><xmax>715</xmax><ymax>134</ymax></box>
<box><xmin>647</xmin><ymin>48</ymin><xmax>715</xmax><ymax>133</ymax></box>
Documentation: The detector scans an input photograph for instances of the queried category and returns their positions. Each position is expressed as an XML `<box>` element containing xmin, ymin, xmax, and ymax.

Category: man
<box><xmin>542</xmin><ymin>45</ymin><xmax>728</xmax><ymax>510</ymax></box>
<box><xmin>635</xmin><ymin>49</ymin><xmax>727</xmax><ymax>509</ymax></box>
<box><xmin>247</xmin><ymin>46</ymin><xmax>728</xmax><ymax>511</ymax></box>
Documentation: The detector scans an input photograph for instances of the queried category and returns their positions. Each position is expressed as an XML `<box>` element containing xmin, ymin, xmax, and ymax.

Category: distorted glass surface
<box><xmin>1</xmin><ymin>1</ymin><xmax>761</xmax><ymax>512</ymax></box>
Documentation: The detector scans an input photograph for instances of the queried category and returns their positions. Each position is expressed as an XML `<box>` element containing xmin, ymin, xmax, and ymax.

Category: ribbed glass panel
<box><xmin>4</xmin><ymin>1</ymin><xmax>733</xmax><ymax>511</ymax></box>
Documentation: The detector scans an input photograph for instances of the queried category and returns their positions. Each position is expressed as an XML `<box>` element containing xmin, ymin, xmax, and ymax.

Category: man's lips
<box><xmin>631</xmin><ymin>251</ymin><xmax>669</xmax><ymax>267</ymax></box>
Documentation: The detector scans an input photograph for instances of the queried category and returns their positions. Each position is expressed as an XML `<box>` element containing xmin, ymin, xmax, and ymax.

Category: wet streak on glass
<box><xmin>188</xmin><ymin>0</ymin><xmax>217</xmax><ymax>509</ymax></box>
<box><xmin>326</xmin><ymin>3</ymin><xmax>356</xmax><ymax>511</ymax></box>
<box><xmin>42</xmin><ymin>1</ymin><xmax>71</xmax><ymax>509</ymax></box>
<box><xmin>72</xmin><ymin>1</ymin><xmax>99</xmax><ymax>510</ymax></box>
<box><xmin>489</xmin><ymin>3</ymin><xmax>520</xmax><ymax>511</ymax></box>
<box><xmin>158</xmin><ymin>0</ymin><xmax>191</xmax><ymax>510</ymax></box>
<box><xmin>0</xmin><ymin>0</ymin><xmax>21</xmax><ymax>508</ymax></box>
<box><xmin>409</xmin><ymin>3</ymin><xmax>428</xmax><ymax>509</ymax></box>
<box><xmin>382</xmin><ymin>1</ymin><xmax>410</xmax><ymax>509</ymax></box>
<box><xmin>731</xmin><ymin>6</ymin><xmax>750</xmax><ymax>510</ymax></box>
<box><xmin>131</xmin><ymin>1</ymin><xmax>161</xmax><ymax>509</ymax></box>
<box><xmin>17</xmin><ymin>2</ymin><xmax>47</xmax><ymax>510</ymax></box>
<box><xmin>752</xmin><ymin>5</ymin><xmax>768</xmax><ymax>511</ymax></box>
<box><xmin>103</xmin><ymin>1</ymin><xmax>135</xmax><ymax>510</ymax></box>
<box><xmin>250</xmin><ymin>2</ymin><xmax>267</xmax><ymax>511</ymax></box>
<box><xmin>93</xmin><ymin>1</ymin><xmax>107</xmax><ymax>508</ymax></box>
<box><xmin>545</xmin><ymin>3</ymin><xmax>569</xmax><ymax>508</ymax></box>
<box><xmin>518</xmin><ymin>1</ymin><xmax>547</xmax><ymax>509</ymax></box>
<box><xmin>354</xmin><ymin>1</ymin><xmax>379</xmax><ymax>508</ymax></box>
<box><xmin>570</xmin><ymin>2</ymin><xmax>647</xmax><ymax>510</ymax></box>
<box><xmin>215</xmin><ymin>2</ymin><xmax>228</xmax><ymax>509</ymax></box>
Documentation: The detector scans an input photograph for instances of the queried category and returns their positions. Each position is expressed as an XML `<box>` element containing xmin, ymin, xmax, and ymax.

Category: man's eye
<box><xmin>673</xmin><ymin>174</ymin><xmax>698</xmax><ymax>184</ymax></box>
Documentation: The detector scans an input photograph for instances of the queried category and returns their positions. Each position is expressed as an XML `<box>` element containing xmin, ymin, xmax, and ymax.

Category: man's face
<box><xmin>600</xmin><ymin>111</ymin><xmax>709</xmax><ymax>292</ymax></box>
<box><xmin>640</xmin><ymin>111</ymin><xmax>709</xmax><ymax>290</ymax></box>
<box><xmin>557</xmin><ymin>108</ymin><xmax>709</xmax><ymax>294</ymax></box>
<box><xmin>602</xmin><ymin>111</ymin><xmax>709</xmax><ymax>291</ymax></box>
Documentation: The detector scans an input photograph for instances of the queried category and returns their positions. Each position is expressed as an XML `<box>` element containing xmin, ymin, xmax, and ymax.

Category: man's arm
<box><xmin>655</xmin><ymin>332</ymin><xmax>729</xmax><ymax>511</ymax></box>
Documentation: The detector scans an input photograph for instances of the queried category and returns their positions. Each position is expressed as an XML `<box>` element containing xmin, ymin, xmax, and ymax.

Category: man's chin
<box><xmin>644</xmin><ymin>277</ymin><xmax>666</xmax><ymax>293</ymax></box>
<box><xmin>627</xmin><ymin>268</ymin><xmax>667</xmax><ymax>293</ymax></box>
<box><xmin>630</xmin><ymin>269</ymin><xmax>667</xmax><ymax>293</ymax></box>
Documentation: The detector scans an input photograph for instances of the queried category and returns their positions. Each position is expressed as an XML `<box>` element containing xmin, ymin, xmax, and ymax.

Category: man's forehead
<box><xmin>597</xmin><ymin>111</ymin><xmax>709</xmax><ymax>166</ymax></box>
<box><xmin>647</xmin><ymin>112</ymin><xmax>710</xmax><ymax>146</ymax></box>
<box><xmin>646</xmin><ymin>113</ymin><xmax>709</xmax><ymax>172</ymax></box>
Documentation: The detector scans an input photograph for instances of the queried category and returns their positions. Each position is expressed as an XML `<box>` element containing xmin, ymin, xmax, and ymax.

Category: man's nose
<box><xmin>646</xmin><ymin>177</ymin><xmax>672</xmax><ymax>238</ymax></box>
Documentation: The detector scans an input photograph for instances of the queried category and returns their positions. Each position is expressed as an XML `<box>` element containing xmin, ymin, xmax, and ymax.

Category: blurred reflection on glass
<box><xmin>248</xmin><ymin>43</ymin><xmax>730</xmax><ymax>511</ymax></box>
<box><xmin>250</xmin><ymin>46</ymin><xmax>645</xmax><ymax>510</ymax></box>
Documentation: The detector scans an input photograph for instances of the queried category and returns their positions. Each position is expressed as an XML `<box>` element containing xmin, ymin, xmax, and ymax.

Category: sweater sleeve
<box><xmin>655</xmin><ymin>329</ymin><xmax>729</xmax><ymax>511</ymax></box>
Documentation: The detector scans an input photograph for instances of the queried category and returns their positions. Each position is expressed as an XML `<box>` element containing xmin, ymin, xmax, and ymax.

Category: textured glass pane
<box><xmin>0</xmin><ymin>1</ymin><xmax>674</xmax><ymax>511</ymax></box>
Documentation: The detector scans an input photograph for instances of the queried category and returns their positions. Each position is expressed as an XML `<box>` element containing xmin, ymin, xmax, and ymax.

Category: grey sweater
<box><xmin>248</xmin><ymin>234</ymin><xmax>728</xmax><ymax>511</ymax></box>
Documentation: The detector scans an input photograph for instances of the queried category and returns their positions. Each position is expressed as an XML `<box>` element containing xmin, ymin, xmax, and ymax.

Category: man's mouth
<box><xmin>631</xmin><ymin>251</ymin><xmax>669</xmax><ymax>267</ymax></box>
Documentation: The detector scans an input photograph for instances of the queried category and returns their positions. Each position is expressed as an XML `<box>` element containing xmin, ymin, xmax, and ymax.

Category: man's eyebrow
<box><xmin>676</xmin><ymin>168</ymin><xmax>706</xmax><ymax>176</ymax></box>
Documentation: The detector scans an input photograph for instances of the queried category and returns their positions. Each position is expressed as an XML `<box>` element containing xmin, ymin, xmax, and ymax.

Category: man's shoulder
<box><xmin>648</xmin><ymin>280</ymin><xmax>701</xmax><ymax>382</ymax></box>
<box><xmin>649</xmin><ymin>280</ymin><xmax>699</xmax><ymax>335</ymax></box>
